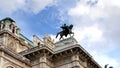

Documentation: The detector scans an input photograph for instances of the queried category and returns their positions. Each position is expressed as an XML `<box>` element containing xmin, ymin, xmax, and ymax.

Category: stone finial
<box><xmin>43</xmin><ymin>34</ymin><xmax>55</xmax><ymax>49</ymax></box>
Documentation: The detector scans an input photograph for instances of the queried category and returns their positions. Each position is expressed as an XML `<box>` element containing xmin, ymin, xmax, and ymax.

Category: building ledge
<box><xmin>0</xmin><ymin>44</ymin><xmax>31</xmax><ymax>66</ymax></box>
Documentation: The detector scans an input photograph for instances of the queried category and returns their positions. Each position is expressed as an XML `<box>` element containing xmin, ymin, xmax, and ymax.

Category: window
<box><xmin>38</xmin><ymin>42</ymin><xmax>40</xmax><ymax>46</ymax></box>
<box><xmin>9</xmin><ymin>24</ymin><xmax>12</xmax><ymax>29</ymax></box>
<box><xmin>12</xmin><ymin>27</ymin><xmax>15</xmax><ymax>33</ymax></box>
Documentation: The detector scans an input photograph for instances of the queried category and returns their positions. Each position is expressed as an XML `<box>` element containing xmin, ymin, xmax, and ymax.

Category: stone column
<box><xmin>31</xmin><ymin>51</ymin><xmax>52</xmax><ymax>68</ymax></box>
<box><xmin>0</xmin><ymin>51</ymin><xmax>4</xmax><ymax>68</ymax></box>
<box><xmin>71</xmin><ymin>55</ymin><xmax>80</xmax><ymax>68</ymax></box>
<box><xmin>4</xmin><ymin>22</ymin><xmax>10</xmax><ymax>31</ymax></box>
<box><xmin>3</xmin><ymin>34</ymin><xmax>8</xmax><ymax>46</ymax></box>
<box><xmin>39</xmin><ymin>53</ymin><xmax>47</xmax><ymax>68</ymax></box>
<box><xmin>1</xmin><ymin>21</ymin><xmax>4</xmax><ymax>31</ymax></box>
<box><xmin>16</xmin><ymin>28</ymin><xmax>20</xmax><ymax>36</ymax></box>
<box><xmin>10</xmin><ymin>24</ymin><xmax>14</xmax><ymax>32</ymax></box>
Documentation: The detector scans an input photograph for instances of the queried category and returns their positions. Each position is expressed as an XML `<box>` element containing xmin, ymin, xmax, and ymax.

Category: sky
<box><xmin>0</xmin><ymin>0</ymin><xmax>120</xmax><ymax>68</ymax></box>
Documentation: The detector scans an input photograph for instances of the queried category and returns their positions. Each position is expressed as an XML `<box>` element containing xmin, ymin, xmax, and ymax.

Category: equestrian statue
<box><xmin>56</xmin><ymin>24</ymin><xmax>74</xmax><ymax>40</ymax></box>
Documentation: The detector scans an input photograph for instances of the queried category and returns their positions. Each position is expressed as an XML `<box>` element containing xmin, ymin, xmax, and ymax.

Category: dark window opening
<box><xmin>12</xmin><ymin>27</ymin><xmax>15</xmax><ymax>33</ymax></box>
<box><xmin>38</xmin><ymin>42</ymin><xmax>40</xmax><ymax>46</ymax></box>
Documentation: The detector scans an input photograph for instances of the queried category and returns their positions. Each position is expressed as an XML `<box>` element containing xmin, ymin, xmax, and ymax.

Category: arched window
<box><xmin>6</xmin><ymin>66</ymin><xmax>14</xmax><ymax>68</ymax></box>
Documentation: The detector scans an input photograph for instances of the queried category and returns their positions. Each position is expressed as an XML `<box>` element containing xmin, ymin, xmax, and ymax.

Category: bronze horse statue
<box><xmin>56</xmin><ymin>24</ymin><xmax>74</xmax><ymax>40</ymax></box>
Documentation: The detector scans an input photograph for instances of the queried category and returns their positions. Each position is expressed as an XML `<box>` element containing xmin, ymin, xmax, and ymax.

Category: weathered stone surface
<box><xmin>54</xmin><ymin>37</ymin><xmax>77</xmax><ymax>52</ymax></box>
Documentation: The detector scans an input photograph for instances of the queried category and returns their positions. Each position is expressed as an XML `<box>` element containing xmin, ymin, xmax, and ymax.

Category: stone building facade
<box><xmin>0</xmin><ymin>17</ymin><xmax>101</xmax><ymax>68</ymax></box>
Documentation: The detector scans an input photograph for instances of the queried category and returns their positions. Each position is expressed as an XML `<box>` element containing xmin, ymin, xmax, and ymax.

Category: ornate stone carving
<box><xmin>6</xmin><ymin>36</ymin><xmax>17</xmax><ymax>51</ymax></box>
<box><xmin>43</xmin><ymin>34</ymin><xmax>55</xmax><ymax>49</ymax></box>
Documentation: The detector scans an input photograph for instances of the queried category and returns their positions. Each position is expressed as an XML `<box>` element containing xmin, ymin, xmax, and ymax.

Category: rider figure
<box><xmin>60</xmin><ymin>24</ymin><xmax>69</xmax><ymax>37</ymax></box>
<box><xmin>61</xmin><ymin>24</ymin><xmax>68</xmax><ymax>32</ymax></box>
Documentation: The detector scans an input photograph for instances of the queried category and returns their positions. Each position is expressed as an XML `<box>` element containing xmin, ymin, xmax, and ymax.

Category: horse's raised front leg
<box><xmin>56</xmin><ymin>32</ymin><xmax>59</xmax><ymax>38</ymax></box>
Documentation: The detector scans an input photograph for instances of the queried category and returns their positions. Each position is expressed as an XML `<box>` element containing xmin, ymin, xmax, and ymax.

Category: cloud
<box><xmin>0</xmin><ymin>0</ymin><xmax>25</xmax><ymax>14</ymax></box>
<box><xmin>68</xmin><ymin>0</ymin><xmax>109</xmax><ymax>19</ymax></box>
<box><xmin>0</xmin><ymin>0</ymin><xmax>56</xmax><ymax>15</ymax></box>
<box><xmin>67</xmin><ymin>0</ymin><xmax>120</xmax><ymax>50</ymax></box>
<box><xmin>66</xmin><ymin>0</ymin><xmax>120</xmax><ymax>67</ymax></box>
<box><xmin>73</xmin><ymin>24</ymin><xmax>102</xmax><ymax>43</ymax></box>
<box><xmin>68</xmin><ymin>0</ymin><xmax>91</xmax><ymax>16</ymax></box>
<box><xmin>68</xmin><ymin>4</ymin><xmax>89</xmax><ymax>16</ymax></box>
<box><xmin>92</xmin><ymin>52</ymin><xmax>119</xmax><ymax>68</ymax></box>
<box><xmin>25</xmin><ymin>0</ymin><xmax>56</xmax><ymax>14</ymax></box>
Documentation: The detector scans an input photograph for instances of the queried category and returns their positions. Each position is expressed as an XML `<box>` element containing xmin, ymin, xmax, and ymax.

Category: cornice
<box><xmin>19</xmin><ymin>44</ymin><xmax>54</xmax><ymax>56</ymax></box>
<box><xmin>19</xmin><ymin>43</ymin><xmax>101</xmax><ymax>68</ymax></box>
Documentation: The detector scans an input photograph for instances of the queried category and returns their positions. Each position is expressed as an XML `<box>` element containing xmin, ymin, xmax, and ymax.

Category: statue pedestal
<box><xmin>54</xmin><ymin>37</ymin><xmax>78</xmax><ymax>51</ymax></box>
<box><xmin>56</xmin><ymin>37</ymin><xmax>77</xmax><ymax>46</ymax></box>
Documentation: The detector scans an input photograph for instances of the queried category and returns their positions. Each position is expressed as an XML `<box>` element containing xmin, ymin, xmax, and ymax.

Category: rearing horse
<box><xmin>56</xmin><ymin>24</ymin><xmax>74</xmax><ymax>40</ymax></box>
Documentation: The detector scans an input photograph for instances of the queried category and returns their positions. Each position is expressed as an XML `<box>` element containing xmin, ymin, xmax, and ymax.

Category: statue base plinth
<box><xmin>55</xmin><ymin>37</ymin><xmax>77</xmax><ymax>47</ymax></box>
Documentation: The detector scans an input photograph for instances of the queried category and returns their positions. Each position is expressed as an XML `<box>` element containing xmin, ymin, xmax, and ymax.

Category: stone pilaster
<box><xmin>16</xmin><ymin>28</ymin><xmax>20</xmax><ymax>35</ymax></box>
<box><xmin>39</xmin><ymin>54</ymin><xmax>47</xmax><ymax>68</ymax></box>
<box><xmin>4</xmin><ymin>21</ymin><xmax>10</xmax><ymax>31</ymax></box>
<box><xmin>0</xmin><ymin>23</ymin><xmax>3</xmax><ymax>31</ymax></box>
<box><xmin>71</xmin><ymin>55</ymin><xmax>80</xmax><ymax>68</ymax></box>
<box><xmin>9</xmin><ymin>24</ymin><xmax>14</xmax><ymax>32</ymax></box>
<box><xmin>0</xmin><ymin>51</ymin><xmax>4</xmax><ymax>68</ymax></box>
<box><xmin>3</xmin><ymin>33</ymin><xmax>8</xmax><ymax>46</ymax></box>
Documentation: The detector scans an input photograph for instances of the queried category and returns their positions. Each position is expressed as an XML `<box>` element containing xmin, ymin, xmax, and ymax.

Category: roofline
<box><xmin>19</xmin><ymin>44</ymin><xmax>54</xmax><ymax>56</ymax></box>
<box><xmin>19</xmin><ymin>33</ymin><xmax>33</xmax><ymax>46</ymax></box>
<box><xmin>1</xmin><ymin>17</ymin><xmax>15</xmax><ymax>22</ymax></box>
<box><xmin>19</xmin><ymin>43</ymin><xmax>101</xmax><ymax>67</ymax></box>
